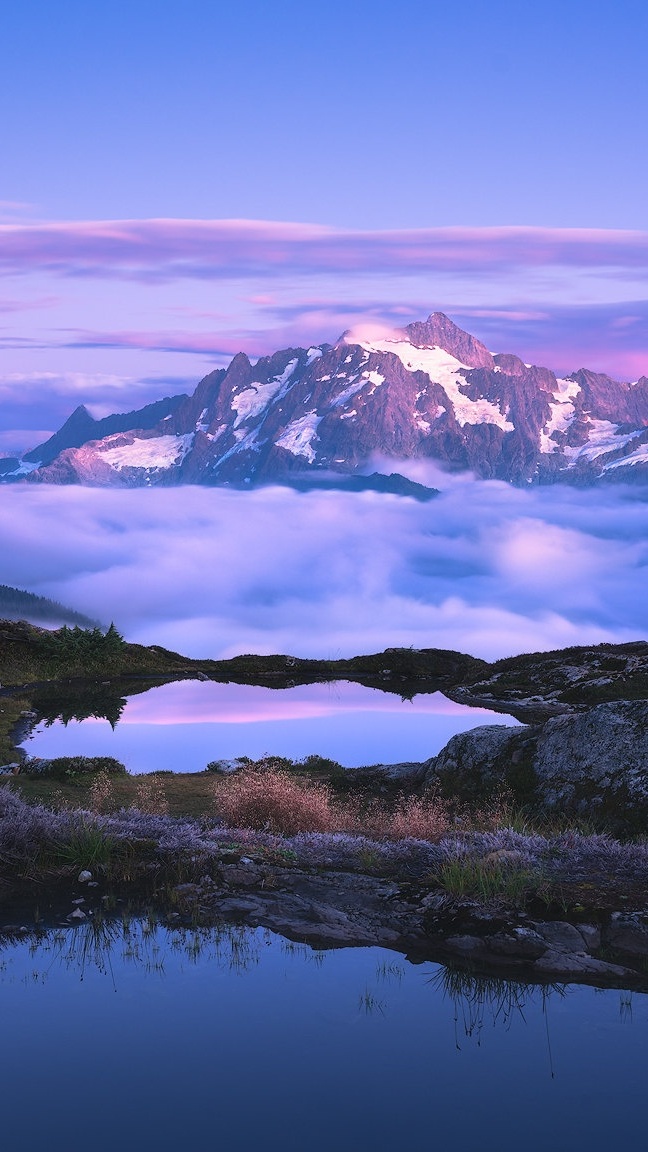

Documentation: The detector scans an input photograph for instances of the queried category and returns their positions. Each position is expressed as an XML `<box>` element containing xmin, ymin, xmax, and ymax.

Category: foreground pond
<box><xmin>23</xmin><ymin>680</ymin><xmax>519</xmax><ymax>772</ymax></box>
<box><xmin>0</xmin><ymin>919</ymin><xmax>646</xmax><ymax>1152</ymax></box>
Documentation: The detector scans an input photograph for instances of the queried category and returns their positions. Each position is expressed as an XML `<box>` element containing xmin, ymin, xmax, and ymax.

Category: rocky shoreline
<box><xmin>2</xmin><ymin>625</ymin><xmax>648</xmax><ymax>991</ymax></box>
<box><xmin>3</xmin><ymin>856</ymin><xmax>648</xmax><ymax>991</ymax></box>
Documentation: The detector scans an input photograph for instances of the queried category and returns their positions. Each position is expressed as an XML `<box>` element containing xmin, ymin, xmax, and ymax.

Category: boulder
<box><xmin>425</xmin><ymin>700</ymin><xmax>648</xmax><ymax>830</ymax></box>
<box><xmin>425</xmin><ymin>724</ymin><xmax>533</xmax><ymax>803</ymax></box>
<box><xmin>532</xmin><ymin>701</ymin><xmax>648</xmax><ymax>829</ymax></box>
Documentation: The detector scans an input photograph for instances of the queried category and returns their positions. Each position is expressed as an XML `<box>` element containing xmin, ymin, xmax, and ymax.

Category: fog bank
<box><xmin>1</xmin><ymin>479</ymin><xmax>647</xmax><ymax>661</ymax></box>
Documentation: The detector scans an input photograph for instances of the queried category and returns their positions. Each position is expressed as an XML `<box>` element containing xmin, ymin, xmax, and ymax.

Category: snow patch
<box><xmin>331</xmin><ymin>377</ymin><xmax>364</xmax><ymax>408</ymax></box>
<box><xmin>100</xmin><ymin>434</ymin><xmax>194</xmax><ymax>472</ymax></box>
<box><xmin>562</xmin><ymin>421</ymin><xmax>642</xmax><ymax>464</ymax></box>
<box><xmin>605</xmin><ymin>442</ymin><xmax>648</xmax><ymax>470</ymax></box>
<box><xmin>231</xmin><ymin>359</ymin><xmax>298</xmax><ymax>428</ymax></box>
<box><xmin>540</xmin><ymin>377</ymin><xmax>581</xmax><ymax>453</ymax></box>
<box><xmin>6</xmin><ymin>459</ymin><xmax>41</xmax><ymax>476</ymax></box>
<box><xmin>348</xmin><ymin>336</ymin><xmax>513</xmax><ymax>431</ymax></box>
<box><xmin>363</xmin><ymin>370</ymin><xmax>384</xmax><ymax>389</ymax></box>
<box><xmin>275</xmin><ymin>412</ymin><xmax>322</xmax><ymax>463</ymax></box>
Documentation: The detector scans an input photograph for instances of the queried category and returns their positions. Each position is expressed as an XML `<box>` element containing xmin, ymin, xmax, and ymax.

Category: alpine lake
<box><xmin>5</xmin><ymin>678</ymin><xmax>648</xmax><ymax>1150</ymax></box>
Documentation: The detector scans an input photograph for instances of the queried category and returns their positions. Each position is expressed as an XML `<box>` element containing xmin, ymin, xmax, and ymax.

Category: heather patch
<box><xmin>2</xmin><ymin>783</ymin><xmax>648</xmax><ymax>909</ymax></box>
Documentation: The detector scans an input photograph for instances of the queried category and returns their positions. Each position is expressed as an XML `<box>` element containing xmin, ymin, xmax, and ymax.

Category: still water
<box><xmin>0</xmin><ymin>919</ymin><xmax>646</xmax><ymax>1152</ymax></box>
<box><xmin>24</xmin><ymin>679</ymin><xmax>520</xmax><ymax>772</ymax></box>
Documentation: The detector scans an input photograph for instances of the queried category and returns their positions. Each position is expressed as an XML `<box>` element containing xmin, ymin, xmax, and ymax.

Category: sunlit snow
<box><xmin>562</xmin><ymin>421</ymin><xmax>642</xmax><ymax>464</ymax></box>
<box><xmin>539</xmin><ymin>377</ymin><xmax>581</xmax><ymax>453</ymax></box>
<box><xmin>231</xmin><ymin>359</ymin><xmax>298</xmax><ymax>428</ymax></box>
<box><xmin>605</xmin><ymin>441</ymin><xmax>648</xmax><ymax>469</ymax></box>
<box><xmin>100</xmin><ymin>434</ymin><xmax>194</xmax><ymax>471</ymax></box>
<box><xmin>346</xmin><ymin>335</ymin><xmax>514</xmax><ymax>431</ymax></box>
<box><xmin>275</xmin><ymin>412</ymin><xmax>322</xmax><ymax>462</ymax></box>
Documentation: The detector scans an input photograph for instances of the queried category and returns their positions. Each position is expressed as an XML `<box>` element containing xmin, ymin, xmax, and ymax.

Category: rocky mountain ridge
<box><xmin>2</xmin><ymin>312</ymin><xmax>647</xmax><ymax>487</ymax></box>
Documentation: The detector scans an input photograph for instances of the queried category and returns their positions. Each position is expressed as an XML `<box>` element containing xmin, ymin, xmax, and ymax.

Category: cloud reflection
<box><xmin>120</xmin><ymin>681</ymin><xmax>501</xmax><ymax>725</ymax></box>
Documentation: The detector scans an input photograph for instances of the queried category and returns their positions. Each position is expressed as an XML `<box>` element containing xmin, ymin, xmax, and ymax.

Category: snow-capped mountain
<box><xmin>3</xmin><ymin>313</ymin><xmax>648</xmax><ymax>487</ymax></box>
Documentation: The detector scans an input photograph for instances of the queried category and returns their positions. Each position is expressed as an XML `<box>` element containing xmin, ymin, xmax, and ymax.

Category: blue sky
<box><xmin>1</xmin><ymin>0</ymin><xmax>647</xmax><ymax>451</ymax></box>
<box><xmin>3</xmin><ymin>0</ymin><xmax>648</xmax><ymax>228</ymax></box>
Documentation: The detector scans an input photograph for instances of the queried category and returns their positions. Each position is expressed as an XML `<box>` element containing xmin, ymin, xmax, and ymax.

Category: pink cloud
<box><xmin>0</xmin><ymin>295</ymin><xmax>59</xmax><ymax>312</ymax></box>
<box><xmin>2</xmin><ymin>219</ymin><xmax>648</xmax><ymax>280</ymax></box>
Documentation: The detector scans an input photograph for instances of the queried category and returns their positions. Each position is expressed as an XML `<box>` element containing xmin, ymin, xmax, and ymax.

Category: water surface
<box><xmin>0</xmin><ymin>919</ymin><xmax>646</xmax><ymax>1152</ymax></box>
<box><xmin>25</xmin><ymin>680</ymin><xmax>520</xmax><ymax>772</ymax></box>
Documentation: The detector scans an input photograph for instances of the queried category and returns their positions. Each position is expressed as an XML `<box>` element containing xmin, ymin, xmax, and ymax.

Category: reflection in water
<box><xmin>430</xmin><ymin>964</ymin><xmax>565</xmax><ymax>1076</ymax></box>
<box><xmin>24</xmin><ymin>679</ymin><xmax>520</xmax><ymax>771</ymax></box>
<box><xmin>0</xmin><ymin>919</ymin><xmax>646</xmax><ymax>1152</ymax></box>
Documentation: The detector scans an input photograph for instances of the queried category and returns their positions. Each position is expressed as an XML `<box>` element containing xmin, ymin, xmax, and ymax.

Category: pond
<box><xmin>23</xmin><ymin>680</ymin><xmax>520</xmax><ymax>772</ymax></box>
<box><xmin>0</xmin><ymin>918</ymin><xmax>646</xmax><ymax>1152</ymax></box>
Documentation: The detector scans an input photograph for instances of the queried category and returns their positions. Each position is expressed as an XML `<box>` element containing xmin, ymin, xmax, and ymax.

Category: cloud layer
<box><xmin>1</xmin><ymin>219</ymin><xmax>647</xmax><ymax>428</ymax></box>
<box><xmin>1</xmin><ymin>479</ymin><xmax>647</xmax><ymax>663</ymax></box>
<box><xmin>2</xmin><ymin>220</ymin><xmax>648</xmax><ymax>280</ymax></box>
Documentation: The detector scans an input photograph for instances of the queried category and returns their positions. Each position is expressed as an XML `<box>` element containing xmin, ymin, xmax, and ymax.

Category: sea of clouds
<box><xmin>1</xmin><ymin>472</ymin><xmax>648</xmax><ymax>661</ymax></box>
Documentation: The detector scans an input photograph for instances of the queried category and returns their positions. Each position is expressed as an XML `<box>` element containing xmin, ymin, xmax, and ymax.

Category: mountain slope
<box><xmin>3</xmin><ymin>313</ymin><xmax>648</xmax><ymax>487</ymax></box>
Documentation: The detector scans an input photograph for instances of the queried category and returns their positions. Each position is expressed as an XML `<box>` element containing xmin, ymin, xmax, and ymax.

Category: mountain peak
<box><xmin>5</xmin><ymin>309</ymin><xmax>647</xmax><ymax>490</ymax></box>
<box><xmin>404</xmin><ymin>312</ymin><xmax>494</xmax><ymax>369</ymax></box>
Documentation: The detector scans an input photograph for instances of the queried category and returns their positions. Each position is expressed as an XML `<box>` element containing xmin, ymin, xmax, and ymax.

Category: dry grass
<box><xmin>6</xmin><ymin>765</ymin><xmax>518</xmax><ymax>842</ymax></box>
<box><xmin>133</xmin><ymin>774</ymin><xmax>169</xmax><ymax>816</ymax></box>
<box><xmin>213</xmin><ymin>767</ymin><xmax>464</xmax><ymax>840</ymax></box>
<box><xmin>213</xmin><ymin>766</ymin><xmax>335</xmax><ymax>834</ymax></box>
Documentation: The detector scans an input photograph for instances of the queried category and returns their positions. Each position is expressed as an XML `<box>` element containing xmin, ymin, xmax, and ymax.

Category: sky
<box><xmin>1</xmin><ymin>0</ymin><xmax>648</xmax><ymax>453</ymax></box>
<box><xmin>2</xmin><ymin>1</ymin><xmax>648</xmax><ymax>664</ymax></box>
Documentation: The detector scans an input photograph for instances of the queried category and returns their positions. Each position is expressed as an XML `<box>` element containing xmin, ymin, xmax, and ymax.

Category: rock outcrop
<box><xmin>426</xmin><ymin>700</ymin><xmax>648</xmax><ymax>831</ymax></box>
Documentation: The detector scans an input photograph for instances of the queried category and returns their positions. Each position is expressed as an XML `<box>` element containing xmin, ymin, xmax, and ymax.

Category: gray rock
<box><xmin>425</xmin><ymin>724</ymin><xmax>528</xmax><ymax>801</ymax></box>
<box><xmin>347</xmin><ymin>761</ymin><xmax>427</xmax><ymax>784</ymax></box>
<box><xmin>77</xmin><ymin>870</ymin><xmax>93</xmax><ymax>883</ymax></box>
<box><xmin>532</xmin><ymin>921</ymin><xmax>590</xmax><ymax>952</ymax></box>
<box><xmin>443</xmin><ymin>934</ymin><xmax>486</xmax><ymax>955</ymax></box>
<box><xmin>574</xmin><ymin>923</ymin><xmax>601</xmax><ymax>952</ymax></box>
<box><xmin>604</xmin><ymin>913</ymin><xmax>648</xmax><ymax>959</ymax></box>
<box><xmin>424</xmin><ymin>700</ymin><xmax>648</xmax><ymax>829</ymax></box>
<box><xmin>487</xmin><ymin>927</ymin><xmax>547</xmax><ymax>960</ymax></box>
<box><xmin>532</xmin><ymin>702</ymin><xmax>648</xmax><ymax>828</ymax></box>
<box><xmin>533</xmin><ymin>950</ymin><xmax>632</xmax><ymax>980</ymax></box>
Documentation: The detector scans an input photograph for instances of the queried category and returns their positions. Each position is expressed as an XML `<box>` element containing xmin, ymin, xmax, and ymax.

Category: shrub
<box><xmin>24</xmin><ymin>756</ymin><xmax>126</xmax><ymax>780</ymax></box>
<box><xmin>335</xmin><ymin>793</ymin><xmax>453</xmax><ymax>842</ymax></box>
<box><xmin>298</xmin><ymin>754</ymin><xmax>344</xmax><ymax>777</ymax></box>
<box><xmin>213</xmin><ymin>768</ymin><xmax>335</xmax><ymax>834</ymax></box>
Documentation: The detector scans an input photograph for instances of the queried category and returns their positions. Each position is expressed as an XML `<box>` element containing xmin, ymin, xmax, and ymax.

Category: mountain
<box><xmin>0</xmin><ymin>584</ymin><xmax>101</xmax><ymax>629</ymax></box>
<box><xmin>2</xmin><ymin>313</ymin><xmax>647</xmax><ymax>488</ymax></box>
